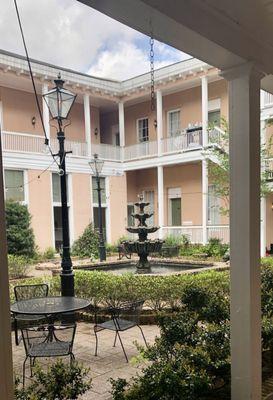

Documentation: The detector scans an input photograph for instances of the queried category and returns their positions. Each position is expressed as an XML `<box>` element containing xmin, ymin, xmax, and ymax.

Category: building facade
<box><xmin>1</xmin><ymin>49</ymin><xmax>273</xmax><ymax>253</ymax></box>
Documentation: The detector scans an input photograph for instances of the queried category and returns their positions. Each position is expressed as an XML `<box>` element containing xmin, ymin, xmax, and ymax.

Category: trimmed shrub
<box><xmin>72</xmin><ymin>224</ymin><xmax>99</xmax><ymax>259</ymax></box>
<box><xmin>8</xmin><ymin>254</ymin><xmax>29</xmax><ymax>279</ymax></box>
<box><xmin>14</xmin><ymin>359</ymin><xmax>91</xmax><ymax>400</ymax></box>
<box><xmin>5</xmin><ymin>201</ymin><xmax>35</xmax><ymax>257</ymax></box>
<box><xmin>42</xmin><ymin>247</ymin><xmax>56</xmax><ymax>260</ymax></box>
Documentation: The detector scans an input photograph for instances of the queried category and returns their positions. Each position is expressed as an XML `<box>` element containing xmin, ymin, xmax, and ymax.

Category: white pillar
<box><xmin>156</xmin><ymin>90</ymin><xmax>163</xmax><ymax>156</ymax></box>
<box><xmin>118</xmin><ymin>102</ymin><xmax>125</xmax><ymax>160</ymax></box>
<box><xmin>222</xmin><ymin>63</ymin><xmax>262</xmax><ymax>400</ymax></box>
<box><xmin>84</xmin><ymin>93</ymin><xmax>92</xmax><ymax>158</ymax></box>
<box><xmin>261</xmin><ymin>119</ymin><xmax>266</xmax><ymax>257</ymax></box>
<box><xmin>157</xmin><ymin>165</ymin><xmax>164</xmax><ymax>239</ymax></box>
<box><xmin>202</xmin><ymin>159</ymin><xmax>208</xmax><ymax>244</ymax></box>
<box><xmin>0</xmin><ymin>134</ymin><xmax>14</xmax><ymax>399</ymax></box>
<box><xmin>201</xmin><ymin>75</ymin><xmax>208</xmax><ymax>146</ymax></box>
<box><xmin>201</xmin><ymin>75</ymin><xmax>209</xmax><ymax>244</ymax></box>
<box><xmin>42</xmin><ymin>84</ymin><xmax>50</xmax><ymax>140</ymax></box>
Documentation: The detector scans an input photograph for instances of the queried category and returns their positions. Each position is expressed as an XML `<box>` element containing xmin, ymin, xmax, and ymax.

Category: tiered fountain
<box><xmin>123</xmin><ymin>195</ymin><xmax>164</xmax><ymax>273</ymax></box>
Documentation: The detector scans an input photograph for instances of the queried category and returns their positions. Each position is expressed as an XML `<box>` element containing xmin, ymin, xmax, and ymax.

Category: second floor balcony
<box><xmin>1</xmin><ymin>127</ymin><xmax>223</xmax><ymax>163</ymax></box>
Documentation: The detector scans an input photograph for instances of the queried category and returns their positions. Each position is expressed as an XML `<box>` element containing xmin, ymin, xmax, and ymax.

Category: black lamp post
<box><xmin>43</xmin><ymin>75</ymin><xmax>76</xmax><ymax>296</ymax></box>
<box><xmin>89</xmin><ymin>154</ymin><xmax>106</xmax><ymax>262</ymax></box>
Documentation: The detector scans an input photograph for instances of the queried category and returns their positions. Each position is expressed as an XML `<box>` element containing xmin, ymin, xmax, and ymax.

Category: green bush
<box><xmin>5</xmin><ymin>201</ymin><xmax>35</xmax><ymax>257</ymax></box>
<box><xmin>204</xmin><ymin>238</ymin><xmax>229</xmax><ymax>258</ymax></box>
<box><xmin>42</xmin><ymin>247</ymin><xmax>56</xmax><ymax>260</ymax></box>
<box><xmin>72</xmin><ymin>224</ymin><xmax>99</xmax><ymax>259</ymax></box>
<box><xmin>14</xmin><ymin>359</ymin><xmax>91</xmax><ymax>400</ymax></box>
<box><xmin>8</xmin><ymin>254</ymin><xmax>29</xmax><ymax>279</ymax></box>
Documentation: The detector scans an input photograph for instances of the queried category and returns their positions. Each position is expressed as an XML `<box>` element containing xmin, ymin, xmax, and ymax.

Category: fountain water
<box><xmin>123</xmin><ymin>195</ymin><xmax>164</xmax><ymax>272</ymax></box>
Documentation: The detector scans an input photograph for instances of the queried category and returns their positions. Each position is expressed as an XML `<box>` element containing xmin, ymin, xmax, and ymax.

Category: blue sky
<box><xmin>0</xmin><ymin>0</ymin><xmax>190</xmax><ymax>80</ymax></box>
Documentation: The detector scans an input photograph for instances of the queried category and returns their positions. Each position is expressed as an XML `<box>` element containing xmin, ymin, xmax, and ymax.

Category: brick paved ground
<box><xmin>12</xmin><ymin>322</ymin><xmax>160</xmax><ymax>400</ymax></box>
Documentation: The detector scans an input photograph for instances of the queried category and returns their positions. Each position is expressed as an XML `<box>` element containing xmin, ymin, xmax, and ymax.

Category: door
<box><xmin>171</xmin><ymin>198</ymin><xmax>181</xmax><ymax>226</ymax></box>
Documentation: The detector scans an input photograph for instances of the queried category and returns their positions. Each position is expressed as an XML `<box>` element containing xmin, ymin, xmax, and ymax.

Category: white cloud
<box><xmin>0</xmin><ymin>0</ymin><xmax>189</xmax><ymax>78</ymax></box>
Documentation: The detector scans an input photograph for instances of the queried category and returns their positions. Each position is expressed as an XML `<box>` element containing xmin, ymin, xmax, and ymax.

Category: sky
<box><xmin>0</xmin><ymin>0</ymin><xmax>190</xmax><ymax>81</ymax></box>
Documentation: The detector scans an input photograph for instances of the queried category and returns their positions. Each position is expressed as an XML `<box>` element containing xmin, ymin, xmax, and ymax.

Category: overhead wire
<box><xmin>13</xmin><ymin>0</ymin><xmax>59</xmax><ymax>168</ymax></box>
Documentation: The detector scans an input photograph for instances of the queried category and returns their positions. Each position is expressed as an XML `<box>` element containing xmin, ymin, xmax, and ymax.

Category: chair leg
<box><xmin>23</xmin><ymin>356</ymin><xmax>28</xmax><ymax>387</ymax></box>
<box><xmin>14</xmin><ymin>319</ymin><xmax>20</xmax><ymax>346</ymax></box>
<box><xmin>94</xmin><ymin>326</ymin><xmax>99</xmax><ymax>356</ymax></box>
<box><xmin>138</xmin><ymin>325</ymin><xmax>148</xmax><ymax>348</ymax></box>
<box><xmin>70</xmin><ymin>353</ymin><xmax>75</xmax><ymax>366</ymax></box>
<box><xmin>116</xmin><ymin>331</ymin><xmax>128</xmax><ymax>363</ymax></box>
<box><xmin>113</xmin><ymin>331</ymin><xmax>118</xmax><ymax>347</ymax></box>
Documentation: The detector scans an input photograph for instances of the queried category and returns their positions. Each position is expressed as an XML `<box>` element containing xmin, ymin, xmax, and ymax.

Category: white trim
<box><xmin>166</xmin><ymin>108</ymin><xmax>181</xmax><ymax>137</ymax></box>
<box><xmin>105</xmin><ymin>176</ymin><xmax>111</xmax><ymax>243</ymax></box>
<box><xmin>68</xmin><ymin>174</ymin><xmax>74</xmax><ymax>245</ymax></box>
<box><xmin>49</xmin><ymin>172</ymin><xmax>55</xmax><ymax>248</ymax></box>
<box><xmin>208</xmin><ymin>98</ymin><xmax>221</xmax><ymax>112</ymax></box>
<box><xmin>136</xmin><ymin>116</ymin><xmax>149</xmax><ymax>143</ymax></box>
<box><xmin>0</xmin><ymin>101</ymin><xmax>4</xmax><ymax>130</ymax></box>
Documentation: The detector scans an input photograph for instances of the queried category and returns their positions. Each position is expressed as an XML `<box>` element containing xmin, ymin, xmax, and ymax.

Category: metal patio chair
<box><xmin>93</xmin><ymin>300</ymin><xmax>147</xmax><ymax>362</ymax></box>
<box><xmin>13</xmin><ymin>284</ymin><xmax>49</xmax><ymax>346</ymax></box>
<box><xmin>21</xmin><ymin>324</ymin><xmax>76</xmax><ymax>386</ymax></box>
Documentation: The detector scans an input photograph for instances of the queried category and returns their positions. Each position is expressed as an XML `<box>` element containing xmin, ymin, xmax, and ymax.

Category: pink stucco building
<box><xmin>1</xmin><ymin>49</ymin><xmax>272</xmax><ymax>253</ymax></box>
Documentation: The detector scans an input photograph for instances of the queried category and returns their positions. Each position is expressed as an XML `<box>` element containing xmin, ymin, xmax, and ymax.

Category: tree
<box><xmin>5</xmin><ymin>201</ymin><xmax>35</xmax><ymax>257</ymax></box>
<box><xmin>205</xmin><ymin>118</ymin><xmax>271</xmax><ymax>216</ymax></box>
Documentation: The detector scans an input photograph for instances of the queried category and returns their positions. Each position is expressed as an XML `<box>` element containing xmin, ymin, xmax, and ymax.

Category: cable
<box><xmin>13</xmin><ymin>0</ymin><xmax>59</xmax><ymax>168</ymax></box>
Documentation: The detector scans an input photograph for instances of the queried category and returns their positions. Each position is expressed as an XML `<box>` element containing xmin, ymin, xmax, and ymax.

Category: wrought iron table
<box><xmin>11</xmin><ymin>296</ymin><xmax>91</xmax><ymax>341</ymax></box>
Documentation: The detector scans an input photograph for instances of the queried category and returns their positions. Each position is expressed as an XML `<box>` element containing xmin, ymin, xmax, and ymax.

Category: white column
<box><xmin>201</xmin><ymin>75</ymin><xmax>208</xmax><ymax>146</ymax></box>
<box><xmin>201</xmin><ymin>75</ymin><xmax>209</xmax><ymax>244</ymax></box>
<box><xmin>0</xmin><ymin>135</ymin><xmax>14</xmax><ymax>399</ymax></box>
<box><xmin>156</xmin><ymin>90</ymin><xmax>163</xmax><ymax>156</ymax></box>
<box><xmin>222</xmin><ymin>63</ymin><xmax>262</xmax><ymax>400</ymax></box>
<box><xmin>42</xmin><ymin>84</ymin><xmax>50</xmax><ymax>140</ymax></box>
<box><xmin>118</xmin><ymin>102</ymin><xmax>125</xmax><ymax>160</ymax></box>
<box><xmin>202</xmin><ymin>159</ymin><xmax>208</xmax><ymax>244</ymax></box>
<box><xmin>84</xmin><ymin>93</ymin><xmax>92</xmax><ymax>158</ymax></box>
<box><xmin>261</xmin><ymin>119</ymin><xmax>266</xmax><ymax>257</ymax></box>
<box><xmin>157</xmin><ymin>165</ymin><xmax>164</xmax><ymax>239</ymax></box>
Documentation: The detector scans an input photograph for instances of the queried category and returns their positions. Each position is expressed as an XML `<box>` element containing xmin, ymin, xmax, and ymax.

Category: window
<box><xmin>208</xmin><ymin>110</ymin><xmax>220</xmax><ymax>127</ymax></box>
<box><xmin>93</xmin><ymin>207</ymin><xmax>107</xmax><ymax>240</ymax></box>
<box><xmin>127</xmin><ymin>204</ymin><xmax>135</xmax><ymax>227</ymax></box>
<box><xmin>208</xmin><ymin>185</ymin><xmax>220</xmax><ymax>225</ymax></box>
<box><xmin>137</xmin><ymin>118</ymin><xmax>149</xmax><ymax>142</ymax></box>
<box><xmin>115</xmin><ymin>132</ymin><xmax>120</xmax><ymax>146</ymax></box>
<box><xmin>52</xmin><ymin>173</ymin><xmax>69</xmax><ymax>203</ymax></box>
<box><xmin>92</xmin><ymin>177</ymin><xmax>106</xmax><ymax>204</ymax></box>
<box><xmin>4</xmin><ymin>170</ymin><xmax>25</xmax><ymax>202</ymax></box>
<box><xmin>168</xmin><ymin>109</ymin><xmax>181</xmax><ymax>137</ymax></box>
<box><xmin>168</xmin><ymin>187</ymin><xmax>182</xmax><ymax>226</ymax></box>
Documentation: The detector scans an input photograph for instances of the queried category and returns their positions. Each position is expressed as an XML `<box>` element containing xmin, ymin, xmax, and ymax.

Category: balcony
<box><xmin>162</xmin><ymin>225</ymin><xmax>229</xmax><ymax>244</ymax></box>
<box><xmin>265</xmin><ymin>158</ymin><xmax>273</xmax><ymax>181</ymax></box>
<box><xmin>2</xmin><ymin>131</ymin><xmax>88</xmax><ymax>158</ymax></box>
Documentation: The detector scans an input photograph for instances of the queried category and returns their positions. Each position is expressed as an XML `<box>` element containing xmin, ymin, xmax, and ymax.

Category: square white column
<box><xmin>42</xmin><ymin>84</ymin><xmax>50</xmax><ymax>140</ymax></box>
<box><xmin>0</xmin><ymin>135</ymin><xmax>14</xmax><ymax>399</ymax></box>
<box><xmin>84</xmin><ymin>93</ymin><xmax>92</xmax><ymax>158</ymax></box>
<box><xmin>156</xmin><ymin>90</ymin><xmax>163</xmax><ymax>156</ymax></box>
<box><xmin>118</xmin><ymin>102</ymin><xmax>125</xmax><ymax>160</ymax></box>
<box><xmin>157</xmin><ymin>165</ymin><xmax>164</xmax><ymax>239</ymax></box>
<box><xmin>202</xmin><ymin>159</ymin><xmax>208</xmax><ymax>244</ymax></box>
<box><xmin>201</xmin><ymin>75</ymin><xmax>208</xmax><ymax>146</ymax></box>
<box><xmin>222</xmin><ymin>62</ymin><xmax>262</xmax><ymax>400</ymax></box>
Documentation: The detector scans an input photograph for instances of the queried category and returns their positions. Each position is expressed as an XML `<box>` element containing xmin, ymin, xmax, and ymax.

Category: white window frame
<box><xmin>3</xmin><ymin>168</ymin><xmax>28</xmax><ymax>205</ymax></box>
<box><xmin>91</xmin><ymin>175</ymin><xmax>109</xmax><ymax>242</ymax></box>
<box><xmin>167</xmin><ymin>108</ymin><xmax>181</xmax><ymax>137</ymax></box>
<box><xmin>136</xmin><ymin>117</ymin><xmax>149</xmax><ymax>143</ymax></box>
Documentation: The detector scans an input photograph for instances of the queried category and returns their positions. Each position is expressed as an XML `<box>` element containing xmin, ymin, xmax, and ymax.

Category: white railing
<box><xmin>162</xmin><ymin>225</ymin><xmax>230</xmax><ymax>244</ymax></box>
<box><xmin>2</xmin><ymin>131</ymin><xmax>88</xmax><ymax>157</ymax></box>
<box><xmin>162</xmin><ymin>130</ymin><xmax>202</xmax><ymax>154</ymax></box>
<box><xmin>92</xmin><ymin>143</ymin><xmax>121</xmax><ymax>161</ymax></box>
<box><xmin>50</xmin><ymin>138</ymin><xmax>88</xmax><ymax>157</ymax></box>
<box><xmin>207</xmin><ymin>225</ymin><xmax>229</xmax><ymax>244</ymax></box>
<box><xmin>124</xmin><ymin>140</ymin><xmax>157</xmax><ymax>161</ymax></box>
<box><xmin>208</xmin><ymin>126</ymin><xmax>225</xmax><ymax>145</ymax></box>
<box><xmin>264</xmin><ymin>91</ymin><xmax>273</xmax><ymax>107</ymax></box>
<box><xmin>162</xmin><ymin>226</ymin><xmax>203</xmax><ymax>244</ymax></box>
<box><xmin>265</xmin><ymin>158</ymin><xmax>273</xmax><ymax>181</ymax></box>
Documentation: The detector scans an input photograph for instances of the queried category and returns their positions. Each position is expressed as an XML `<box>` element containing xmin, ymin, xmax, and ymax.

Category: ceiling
<box><xmin>80</xmin><ymin>0</ymin><xmax>273</xmax><ymax>93</ymax></box>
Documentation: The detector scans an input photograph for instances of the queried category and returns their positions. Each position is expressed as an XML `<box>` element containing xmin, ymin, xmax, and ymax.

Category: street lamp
<box><xmin>43</xmin><ymin>75</ymin><xmax>76</xmax><ymax>296</ymax></box>
<box><xmin>89</xmin><ymin>154</ymin><xmax>106</xmax><ymax>262</ymax></box>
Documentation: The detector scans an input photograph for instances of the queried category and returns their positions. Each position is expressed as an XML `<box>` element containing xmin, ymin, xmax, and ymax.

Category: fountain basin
<box><xmin>123</xmin><ymin>239</ymin><xmax>164</xmax><ymax>255</ymax></box>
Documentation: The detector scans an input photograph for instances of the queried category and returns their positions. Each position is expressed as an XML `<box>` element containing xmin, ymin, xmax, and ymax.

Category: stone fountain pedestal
<box><xmin>123</xmin><ymin>197</ymin><xmax>164</xmax><ymax>273</ymax></box>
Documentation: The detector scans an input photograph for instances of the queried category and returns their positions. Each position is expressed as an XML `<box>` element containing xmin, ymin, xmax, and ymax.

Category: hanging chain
<box><xmin>150</xmin><ymin>34</ymin><xmax>156</xmax><ymax>112</ymax></box>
